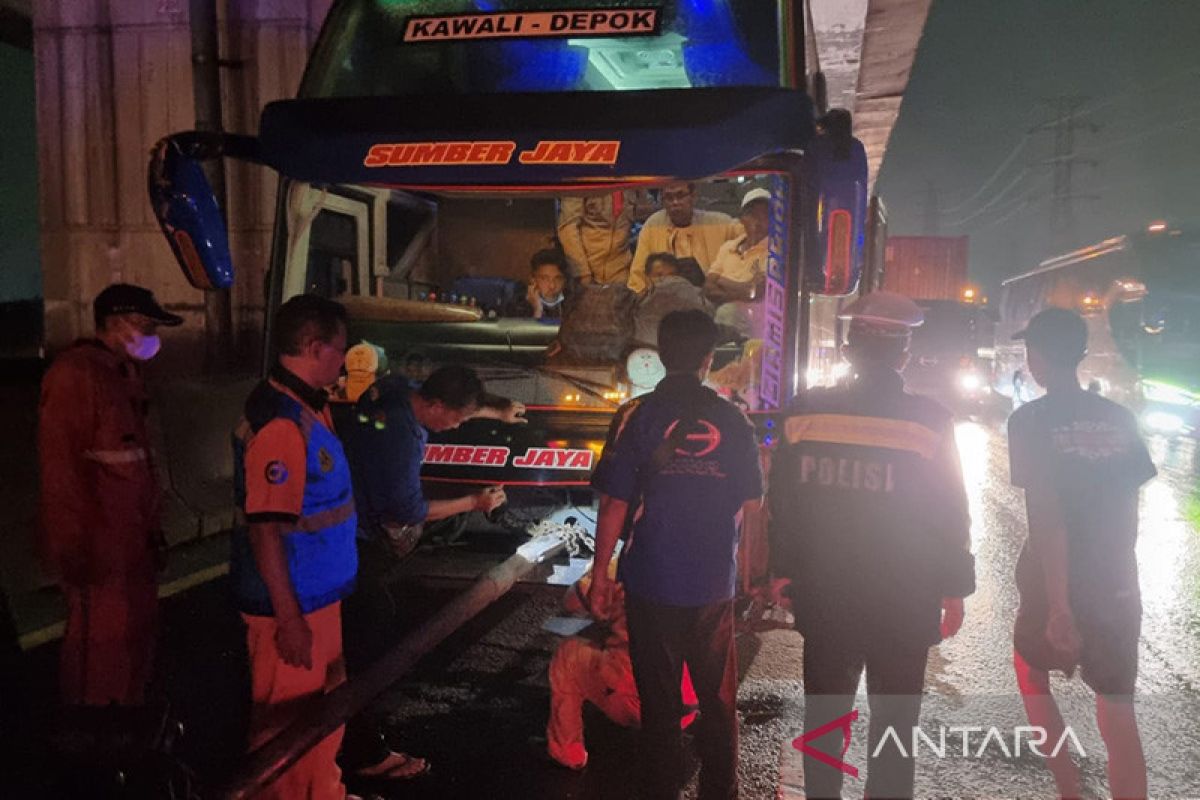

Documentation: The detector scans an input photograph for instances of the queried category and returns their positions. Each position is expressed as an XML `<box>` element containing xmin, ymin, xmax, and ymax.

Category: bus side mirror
<box><xmin>148</xmin><ymin>133</ymin><xmax>234</xmax><ymax>290</ymax></box>
<box><xmin>806</xmin><ymin>135</ymin><xmax>868</xmax><ymax>296</ymax></box>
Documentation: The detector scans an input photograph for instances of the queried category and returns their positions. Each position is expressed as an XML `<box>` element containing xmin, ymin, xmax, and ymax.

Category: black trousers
<box><xmin>800</xmin><ymin>625</ymin><xmax>929</xmax><ymax>800</ymax></box>
<box><xmin>626</xmin><ymin>594</ymin><xmax>738</xmax><ymax>800</ymax></box>
<box><xmin>339</xmin><ymin>536</ymin><xmax>399</xmax><ymax>770</ymax></box>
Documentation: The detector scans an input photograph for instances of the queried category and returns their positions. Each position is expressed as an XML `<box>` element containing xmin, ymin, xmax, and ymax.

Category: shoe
<box><xmin>352</xmin><ymin>750</ymin><xmax>431</xmax><ymax>781</ymax></box>
<box><xmin>548</xmin><ymin>742</ymin><xmax>588</xmax><ymax>770</ymax></box>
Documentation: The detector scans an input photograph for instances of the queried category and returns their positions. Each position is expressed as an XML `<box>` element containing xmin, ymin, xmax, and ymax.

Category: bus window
<box><xmin>306</xmin><ymin>211</ymin><xmax>360</xmax><ymax>297</ymax></box>
<box><xmin>284</xmin><ymin>186</ymin><xmax>372</xmax><ymax>301</ymax></box>
<box><xmin>271</xmin><ymin>173</ymin><xmax>792</xmax><ymax>412</ymax></box>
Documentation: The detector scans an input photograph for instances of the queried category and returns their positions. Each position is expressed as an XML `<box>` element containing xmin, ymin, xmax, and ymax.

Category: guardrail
<box><xmin>223</xmin><ymin>535</ymin><xmax>567</xmax><ymax>799</ymax></box>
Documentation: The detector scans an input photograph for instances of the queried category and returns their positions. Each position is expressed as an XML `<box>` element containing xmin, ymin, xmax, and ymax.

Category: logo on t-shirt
<box><xmin>318</xmin><ymin>447</ymin><xmax>334</xmax><ymax>473</ymax></box>
<box><xmin>1051</xmin><ymin>421</ymin><xmax>1129</xmax><ymax>461</ymax></box>
<box><xmin>264</xmin><ymin>460</ymin><xmax>289</xmax><ymax>485</ymax></box>
<box><xmin>661</xmin><ymin>418</ymin><xmax>726</xmax><ymax>477</ymax></box>
<box><xmin>665</xmin><ymin>418</ymin><xmax>721</xmax><ymax>457</ymax></box>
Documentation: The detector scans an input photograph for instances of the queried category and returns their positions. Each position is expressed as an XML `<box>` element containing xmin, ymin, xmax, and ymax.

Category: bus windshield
<box><xmin>302</xmin><ymin>0</ymin><xmax>783</xmax><ymax>97</ymax></box>
<box><xmin>278</xmin><ymin>173</ymin><xmax>786</xmax><ymax>411</ymax></box>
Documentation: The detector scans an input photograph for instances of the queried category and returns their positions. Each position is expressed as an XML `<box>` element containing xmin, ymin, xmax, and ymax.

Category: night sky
<box><xmin>875</xmin><ymin>0</ymin><xmax>1200</xmax><ymax>293</ymax></box>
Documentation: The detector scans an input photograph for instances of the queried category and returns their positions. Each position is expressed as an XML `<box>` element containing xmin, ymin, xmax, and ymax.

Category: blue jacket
<box><xmin>231</xmin><ymin>370</ymin><xmax>358</xmax><ymax>616</ymax></box>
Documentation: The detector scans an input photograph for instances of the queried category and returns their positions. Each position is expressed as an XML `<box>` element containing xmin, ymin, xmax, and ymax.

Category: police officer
<box><xmin>768</xmin><ymin>291</ymin><xmax>975</xmax><ymax>800</ymax></box>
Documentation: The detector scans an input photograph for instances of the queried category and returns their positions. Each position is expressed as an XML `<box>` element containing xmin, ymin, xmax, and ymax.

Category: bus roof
<box><xmin>1001</xmin><ymin>236</ymin><xmax>1129</xmax><ymax>287</ymax></box>
<box><xmin>255</xmin><ymin>86</ymin><xmax>815</xmax><ymax>188</ymax></box>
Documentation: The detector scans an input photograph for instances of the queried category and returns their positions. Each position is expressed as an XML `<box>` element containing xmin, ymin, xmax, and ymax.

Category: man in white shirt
<box><xmin>706</xmin><ymin>188</ymin><xmax>771</xmax><ymax>339</ymax></box>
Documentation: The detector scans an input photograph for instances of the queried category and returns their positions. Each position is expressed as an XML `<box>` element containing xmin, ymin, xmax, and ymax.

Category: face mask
<box><xmin>125</xmin><ymin>332</ymin><xmax>162</xmax><ymax>361</ymax></box>
<box><xmin>541</xmin><ymin>292</ymin><xmax>564</xmax><ymax>308</ymax></box>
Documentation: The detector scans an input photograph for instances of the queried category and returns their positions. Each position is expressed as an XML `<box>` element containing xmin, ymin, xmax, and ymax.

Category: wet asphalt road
<box><xmin>361</xmin><ymin>417</ymin><xmax>1200</xmax><ymax>800</ymax></box>
<box><xmin>13</xmin><ymin>415</ymin><xmax>1197</xmax><ymax>798</ymax></box>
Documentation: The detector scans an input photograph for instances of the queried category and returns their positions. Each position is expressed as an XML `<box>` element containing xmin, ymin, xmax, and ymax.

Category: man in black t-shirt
<box><xmin>591</xmin><ymin>310</ymin><xmax>763</xmax><ymax>800</ymax></box>
<box><xmin>1008</xmin><ymin>307</ymin><xmax>1155</xmax><ymax>800</ymax></box>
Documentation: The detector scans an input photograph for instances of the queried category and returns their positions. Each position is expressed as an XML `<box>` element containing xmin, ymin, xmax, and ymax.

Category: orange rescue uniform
<box><xmin>38</xmin><ymin>340</ymin><xmax>161</xmax><ymax>706</ymax></box>
<box><xmin>234</xmin><ymin>371</ymin><xmax>357</xmax><ymax>799</ymax></box>
<box><xmin>547</xmin><ymin>569</ymin><xmax>697</xmax><ymax>770</ymax></box>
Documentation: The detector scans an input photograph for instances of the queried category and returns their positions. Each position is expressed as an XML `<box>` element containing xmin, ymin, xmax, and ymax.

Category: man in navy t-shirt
<box><xmin>1008</xmin><ymin>307</ymin><xmax>1155</xmax><ymax>800</ymax></box>
<box><xmin>590</xmin><ymin>310</ymin><xmax>763</xmax><ymax>800</ymax></box>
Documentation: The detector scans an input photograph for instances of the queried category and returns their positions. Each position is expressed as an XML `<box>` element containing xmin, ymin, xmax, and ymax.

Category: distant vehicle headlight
<box><xmin>1140</xmin><ymin>379</ymin><xmax>1199</xmax><ymax>407</ymax></box>
<box><xmin>958</xmin><ymin>371</ymin><xmax>983</xmax><ymax>392</ymax></box>
<box><xmin>1143</xmin><ymin>410</ymin><xmax>1185</xmax><ymax>434</ymax></box>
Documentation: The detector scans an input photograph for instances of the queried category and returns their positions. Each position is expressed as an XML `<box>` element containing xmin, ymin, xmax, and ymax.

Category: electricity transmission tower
<box><xmin>1030</xmin><ymin>96</ymin><xmax>1099</xmax><ymax>249</ymax></box>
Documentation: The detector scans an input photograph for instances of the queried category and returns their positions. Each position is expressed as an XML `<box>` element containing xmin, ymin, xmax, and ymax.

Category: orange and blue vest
<box><xmin>231</xmin><ymin>369</ymin><xmax>357</xmax><ymax>616</ymax></box>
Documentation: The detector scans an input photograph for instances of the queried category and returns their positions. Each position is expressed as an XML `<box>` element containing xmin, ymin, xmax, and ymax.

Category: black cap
<box><xmin>94</xmin><ymin>284</ymin><xmax>184</xmax><ymax>327</ymax></box>
<box><xmin>1013</xmin><ymin>307</ymin><xmax>1087</xmax><ymax>365</ymax></box>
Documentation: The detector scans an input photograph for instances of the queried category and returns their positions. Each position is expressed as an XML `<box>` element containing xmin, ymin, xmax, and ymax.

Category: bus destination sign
<box><xmin>402</xmin><ymin>8</ymin><xmax>661</xmax><ymax>43</ymax></box>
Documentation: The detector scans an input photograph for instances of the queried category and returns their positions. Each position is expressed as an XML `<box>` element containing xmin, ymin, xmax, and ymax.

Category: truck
<box><xmin>882</xmin><ymin>235</ymin><xmax>969</xmax><ymax>301</ymax></box>
<box><xmin>881</xmin><ymin>236</ymin><xmax>994</xmax><ymax>408</ymax></box>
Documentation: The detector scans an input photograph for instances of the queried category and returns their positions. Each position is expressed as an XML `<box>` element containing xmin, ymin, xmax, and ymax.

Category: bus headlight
<box><xmin>958</xmin><ymin>371</ymin><xmax>983</xmax><ymax>393</ymax></box>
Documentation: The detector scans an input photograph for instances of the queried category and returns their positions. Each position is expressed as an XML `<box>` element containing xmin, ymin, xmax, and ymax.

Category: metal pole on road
<box><xmin>189</xmin><ymin>0</ymin><xmax>234</xmax><ymax>373</ymax></box>
<box><xmin>223</xmin><ymin>536</ymin><xmax>567</xmax><ymax>800</ymax></box>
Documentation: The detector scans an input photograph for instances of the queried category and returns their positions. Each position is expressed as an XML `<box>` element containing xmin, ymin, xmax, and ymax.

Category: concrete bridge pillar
<box><xmin>33</xmin><ymin>0</ymin><xmax>332</xmax><ymax>370</ymax></box>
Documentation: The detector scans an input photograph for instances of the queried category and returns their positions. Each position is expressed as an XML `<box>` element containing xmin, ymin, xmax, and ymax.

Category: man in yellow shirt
<box><xmin>627</xmin><ymin>182</ymin><xmax>741</xmax><ymax>293</ymax></box>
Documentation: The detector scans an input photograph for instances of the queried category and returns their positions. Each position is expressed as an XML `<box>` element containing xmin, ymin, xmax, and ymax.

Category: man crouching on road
<box><xmin>336</xmin><ymin>358</ymin><xmax>525</xmax><ymax>782</ymax></box>
<box><xmin>590</xmin><ymin>309</ymin><xmax>764</xmax><ymax>800</ymax></box>
<box><xmin>230</xmin><ymin>294</ymin><xmax>364</xmax><ymax>800</ymax></box>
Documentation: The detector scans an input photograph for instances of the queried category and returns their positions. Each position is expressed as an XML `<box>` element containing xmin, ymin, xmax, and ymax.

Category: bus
<box><xmin>995</xmin><ymin>225</ymin><xmax>1200</xmax><ymax>434</ymax></box>
<box><xmin>147</xmin><ymin>0</ymin><xmax>870</xmax><ymax>514</ymax></box>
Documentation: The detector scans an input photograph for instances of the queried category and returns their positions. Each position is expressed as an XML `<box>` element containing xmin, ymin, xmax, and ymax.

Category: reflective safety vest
<box><xmin>231</xmin><ymin>381</ymin><xmax>357</xmax><ymax>616</ymax></box>
<box><xmin>767</xmin><ymin>367</ymin><xmax>974</xmax><ymax>648</ymax></box>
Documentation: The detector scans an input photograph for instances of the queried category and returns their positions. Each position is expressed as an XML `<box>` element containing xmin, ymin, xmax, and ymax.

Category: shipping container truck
<box><xmin>883</xmin><ymin>235</ymin><xmax>969</xmax><ymax>301</ymax></box>
<box><xmin>881</xmin><ymin>236</ymin><xmax>994</xmax><ymax>409</ymax></box>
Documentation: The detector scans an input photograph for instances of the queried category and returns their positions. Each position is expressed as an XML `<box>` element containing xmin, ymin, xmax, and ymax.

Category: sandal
<box><xmin>353</xmin><ymin>750</ymin><xmax>431</xmax><ymax>781</ymax></box>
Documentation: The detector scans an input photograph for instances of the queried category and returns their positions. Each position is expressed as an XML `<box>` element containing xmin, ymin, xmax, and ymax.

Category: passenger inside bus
<box><xmin>633</xmin><ymin>253</ymin><xmax>711</xmax><ymax>347</ymax></box>
<box><xmin>556</xmin><ymin>190</ymin><xmax>655</xmax><ymax>286</ymax></box>
<box><xmin>509</xmin><ymin>248</ymin><xmax>574</xmax><ymax>320</ymax></box>
<box><xmin>627</xmin><ymin>181</ymin><xmax>742</xmax><ymax>293</ymax></box>
<box><xmin>708</xmin><ymin>188</ymin><xmax>771</xmax><ymax>340</ymax></box>
<box><xmin>282</xmin><ymin>175</ymin><xmax>778</xmax><ymax>412</ymax></box>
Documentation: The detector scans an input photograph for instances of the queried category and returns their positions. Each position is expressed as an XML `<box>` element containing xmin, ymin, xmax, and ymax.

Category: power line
<box><xmin>970</xmin><ymin>194</ymin><xmax>1041</xmax><ymax>234</ymax></box>
<box><xmin>938</xmin><ymin>66</ymin><xmax>1200</xmax><ymax>217</ymax></box>
<box><xmin>945</xmin><ymin>167</ymin><xmax>1033</xmax><ymax>228</ymax></box>
<box><xmin>940</xmin><ymin>137</ymin><xmax>1031</xmax><ymax>215</ymax></box>
<box><xmin>1079</xmin><ymin>113</ymin><xmax>1200</xmax><ymax>155</ymax></box>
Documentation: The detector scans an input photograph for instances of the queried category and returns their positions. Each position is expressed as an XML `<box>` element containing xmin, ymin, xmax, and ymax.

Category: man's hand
<box><xmin>588</xmin><ymin>573</ymin><xmax>615</xmax><ymax>622</ymax></box>
<box><xmin>498</xmin><ymin>400</ymin><xmax>527</xmax><ymax>425</ymax></box>
<box><xmin>275</xmin><ymin>614</ymin><xmax>313</xmax><ymax>670</ymax></box>
<box><xmin>526</xmin><ymin>282</ymin><xmax>543</xmax><ymax>319</ymax></box>
<box><xmin>473</xmin><ymin>486</ymin><xmax>507</xmax><ymax>514</ymax></box>
<box><xmin>940</xmin><ymin>597</ymin><xmax>965</xmax><ymax>640</ymax></box>
<box><xmin>1046</xmin><ymin>607</ymin><xmax>1082</xmax><ymax>659</ymax></box>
